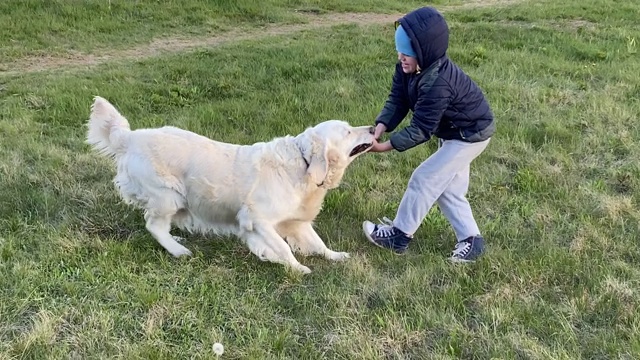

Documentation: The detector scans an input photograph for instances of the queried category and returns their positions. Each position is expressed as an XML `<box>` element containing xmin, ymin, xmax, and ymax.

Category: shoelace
<box><xmin>451</xmin><ymin>240</ymin><xmax>472</xmax><ymax>257</ymax></box>
<box><xmin>374</xmin><ymin>217</ymin><xmax>396</xmax><ymax>237</ymax></box>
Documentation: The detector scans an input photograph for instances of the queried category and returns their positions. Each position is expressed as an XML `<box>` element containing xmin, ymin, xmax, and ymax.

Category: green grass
<box><xmin>1</xmin><ymin>0</ymin><xmax>640</xmax><ymax>358</ymax></box>
<box><xmin>0</xmin><ymin>0</ymin><xmax>459</xmax><ymax>64</ymax></box>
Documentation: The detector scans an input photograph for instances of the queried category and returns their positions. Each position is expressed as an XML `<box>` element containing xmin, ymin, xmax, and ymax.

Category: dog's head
<box><xmin>297</xmin><ymin>120</ymin><xmax>375</xmax><ymax>189</ymax></box>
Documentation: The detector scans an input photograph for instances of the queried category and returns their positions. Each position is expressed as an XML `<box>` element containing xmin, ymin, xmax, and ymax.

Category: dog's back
<box><xmin>85</xmin><ymin>97</ymin><xmax>262</xmax><ymax>235</ymax></box>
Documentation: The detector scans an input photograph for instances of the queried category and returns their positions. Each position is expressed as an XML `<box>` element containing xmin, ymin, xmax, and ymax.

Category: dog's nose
<box><xmin>368</xmin><ymin>126</ymin><xmax>375</xmax><ymax>135</ymax></box>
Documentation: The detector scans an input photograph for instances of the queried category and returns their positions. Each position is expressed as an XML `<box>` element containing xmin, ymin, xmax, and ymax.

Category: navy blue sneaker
<box><xmin>362</xmin><ymin>217</ymin><xmax>412</xmax><ymax>254</ymax></box>
<box><xmin>449</xmin><ymin>236</ymin><xmax>485</xmax><ymax>262</ymax></box>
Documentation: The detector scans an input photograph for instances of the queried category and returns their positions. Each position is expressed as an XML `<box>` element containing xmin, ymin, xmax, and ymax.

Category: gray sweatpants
<box><xmin>393</xmin><ymin>138</ymin><xmax>490</xmax><ymax>241</ymax></box>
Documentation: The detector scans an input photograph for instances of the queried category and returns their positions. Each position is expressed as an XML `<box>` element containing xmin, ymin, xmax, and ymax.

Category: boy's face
<box><xmin>398</xmin><ymin>52</ymin><xmax>418</xmax><ymax>73</ymax></box>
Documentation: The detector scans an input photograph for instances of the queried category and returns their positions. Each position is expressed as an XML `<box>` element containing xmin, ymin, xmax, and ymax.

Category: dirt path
<box><xmin>0</xmin><ymin>0</ymin><xmax>525</xmax><ymax>76</ymax></box>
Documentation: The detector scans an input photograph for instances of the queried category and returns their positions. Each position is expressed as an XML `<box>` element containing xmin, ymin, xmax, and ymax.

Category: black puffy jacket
<box><xmin>376</xmin><ymin>7</ymin><xmax>495</xmax><ymax>152</ymax></box>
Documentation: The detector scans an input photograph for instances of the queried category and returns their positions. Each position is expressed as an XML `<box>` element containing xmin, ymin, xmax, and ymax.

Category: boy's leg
<box><xmin>435</xmin><ymin>139</ymin><xmax>490</xmax><ymax>262</ymax></box>
<box><xmin>362</xmin><ymin>139</ymin><xmax>462</xmax><ymax>253</ymax></box>
<box><xmin>393</xmin><ymin>139</ymin><xmax>489</xmax><ymax>236</ymax></box>
<box><xmin>436</xmin><ymin>165</ymin><xmax>480</xmax><ymax>240</ymax></box>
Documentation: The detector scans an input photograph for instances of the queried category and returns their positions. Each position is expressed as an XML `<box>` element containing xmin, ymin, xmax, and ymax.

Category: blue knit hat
<box><xmin>395</xmin><ymin>24</ymin><xmax>416</xmax><ymax>58</ymax></box>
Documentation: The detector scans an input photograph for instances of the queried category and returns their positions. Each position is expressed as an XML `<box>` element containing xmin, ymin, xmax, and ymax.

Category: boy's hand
<box><xmin>369</xmin><ymin>139</ymin><xmax>394</xmax><ymax>153</ymax></box>
<box><xmin>373</xmin><ymin>123</ymin><xmax>387</xmax><ymax>139</ymax></box>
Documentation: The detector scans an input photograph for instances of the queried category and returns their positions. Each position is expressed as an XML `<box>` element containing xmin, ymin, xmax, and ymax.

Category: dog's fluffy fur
<box><xmin>86</xmin><ymin>96</ymin><xmax>374</xmax><ymax>273</ymax></box>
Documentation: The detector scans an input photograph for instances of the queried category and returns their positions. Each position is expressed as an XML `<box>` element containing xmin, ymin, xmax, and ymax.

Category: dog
<box><xmin>86</xmin><ymin>96</ymin><xmax>375</xmax><ymax>273</ymax></box>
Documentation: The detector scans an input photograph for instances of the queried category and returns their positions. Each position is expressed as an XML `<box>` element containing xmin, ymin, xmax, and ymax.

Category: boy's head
<box><xmin>394</xmin><ymin>24</ymin><xmax>419</xmax><ymax>74</ymax></box>
<box><xmin>394</xmin><ymin>7</ymin><xmax>449</xmax><ymax>71</ymax></box>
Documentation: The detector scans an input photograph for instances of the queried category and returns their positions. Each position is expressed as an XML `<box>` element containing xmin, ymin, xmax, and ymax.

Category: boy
<box><xmin>363</xmin><ymin>6</ymin><xmax>495</xmax><ymax>262</ymax></box>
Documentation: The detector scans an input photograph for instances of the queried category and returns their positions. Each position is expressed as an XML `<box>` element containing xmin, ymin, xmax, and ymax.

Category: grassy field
<box><xmin>0</xmin><ymin>0</ymin><xmax>465</xmax><ymax>64</ymax></box>
<box><xmin>1</xmin><ymin>0</ymin><xmax>640</xmax><ymax>359</ymax></box>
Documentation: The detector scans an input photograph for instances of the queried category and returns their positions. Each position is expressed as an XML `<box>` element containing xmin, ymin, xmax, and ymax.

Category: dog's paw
<box><xmin>296</xmin><ymin>264</ymin><xmax>312</xmax><ymax>274</ymax></box>
<box><xmin>169</xmin><ymin>245</ymin><xmax>193</xmax><ymax>258</ymax></box>
<box><xmin>326</xmin><ymin>251</ymin><xmax>350</xmax><ymax>261</ymax></box>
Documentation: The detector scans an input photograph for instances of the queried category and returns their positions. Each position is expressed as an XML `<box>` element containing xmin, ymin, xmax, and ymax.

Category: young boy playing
<box><xmin>363</xmin><ymin>6</ymin><xmax>495</xmax><ymax>262</ymax></box>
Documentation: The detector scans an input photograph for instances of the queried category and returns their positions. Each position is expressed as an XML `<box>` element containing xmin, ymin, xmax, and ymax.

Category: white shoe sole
<box><xmin>362</xmin><ymin>221</ymin><xmax>381</xmax><ymax>248</ymax></box>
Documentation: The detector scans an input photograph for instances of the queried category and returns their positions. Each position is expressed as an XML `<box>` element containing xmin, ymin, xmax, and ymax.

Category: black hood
<box><xmin>396</xmin><ymin>7</ymin><xmax>449</xmax><ymax>69</ymax></box>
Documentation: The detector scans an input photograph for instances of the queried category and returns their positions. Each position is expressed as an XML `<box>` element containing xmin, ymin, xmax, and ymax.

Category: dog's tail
<box><xmin>86</xmin><ymin>96</ymin><xmax>131</xmax><ymax>158</ymax></box>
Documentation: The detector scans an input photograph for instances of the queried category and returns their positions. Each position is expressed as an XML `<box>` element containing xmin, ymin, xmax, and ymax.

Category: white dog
<box><xmin>86</xmin><ymin>96</ymin><xmax>374</xmax><ymax>273</ymax></box>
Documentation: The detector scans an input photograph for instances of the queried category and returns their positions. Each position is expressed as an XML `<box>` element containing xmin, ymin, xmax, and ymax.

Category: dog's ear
<box><xmin>301</xmin><ymin>131</ymin><xmax>329</xmax><ymax>186</ymax></box>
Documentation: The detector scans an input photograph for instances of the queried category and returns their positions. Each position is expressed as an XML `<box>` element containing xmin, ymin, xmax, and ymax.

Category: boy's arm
<box><xmin>389</xmin><ymin>79</ymin><xmax>453</xmax><ymax>152</ymax></box>
<box><xmin>375</xmin><ymin>63</ymin><xmax>410</xmax><ymax>132</ymax></box>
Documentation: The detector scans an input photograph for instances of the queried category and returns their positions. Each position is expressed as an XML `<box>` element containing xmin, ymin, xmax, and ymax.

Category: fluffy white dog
<box><xmin>86</xmin><ymin>96</ymin><xmax>375</xmax><ymax>273</ymax></box>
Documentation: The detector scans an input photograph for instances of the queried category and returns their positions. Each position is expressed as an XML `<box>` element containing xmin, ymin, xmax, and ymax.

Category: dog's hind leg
<box><xmin>144</xmin><ymin>196</ymin><xmax>192</xmax><ymax>257</ymax></box>
<box><xmin>279</xmin><ymin>222</ymin><xmax>349</xmax><ymax>261</ymax></box>
<box><xmin>145</xmin><ymin>213</ymin><xmax>193</xmax><ymax>257</ymax></box>
<box><xmin>243</xmin><ymin>223</ymin><xmax>311</xmax><ymax>274</ymax></box>
<box><xmin>146</xmin><ymin>220</ymin><xmax>191</xmax><ymax>257</ymax></box>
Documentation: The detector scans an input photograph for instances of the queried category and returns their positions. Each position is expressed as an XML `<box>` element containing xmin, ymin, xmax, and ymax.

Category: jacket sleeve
<box><xmin>390</xmin><ymin>77</ymin><xmax>453</xmax><ymax>152</ymax></box>
<box><xmin>375</xmin><ymin>63</ymin><xmax>410</xmax><ymax>132</ymax></box>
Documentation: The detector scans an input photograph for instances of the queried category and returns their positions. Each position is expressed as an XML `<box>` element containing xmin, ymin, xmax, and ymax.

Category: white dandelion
<box><xmin>212</xmin><ymin>342</ymin><xmax>224</xmax><ymax>357</ymax></box>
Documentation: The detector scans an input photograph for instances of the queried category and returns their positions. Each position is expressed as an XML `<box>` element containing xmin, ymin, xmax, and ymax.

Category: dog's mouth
<box><xmin>349</xmin><ymin>143</ymin><xmax>373</xmax><ymax>157</ymax></box>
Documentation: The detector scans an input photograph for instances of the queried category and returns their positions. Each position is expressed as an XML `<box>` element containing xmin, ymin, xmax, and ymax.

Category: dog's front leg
<box><xmin>280</xmin><ymin>222</ymin><xmax>350</xmax><ymax>261</ymax></box>
<box><xmin>243</xmin><ymin>223</ymin><xmax>311</xmax><ymax>274</ymax></box>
